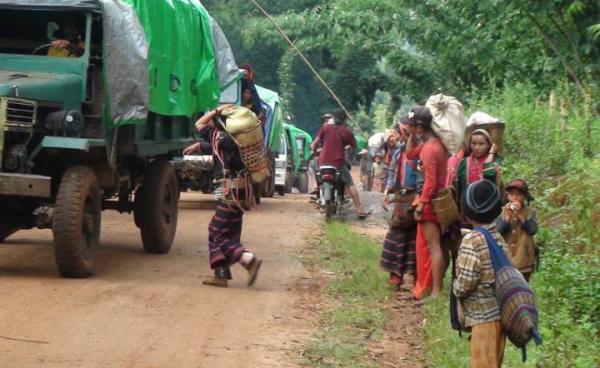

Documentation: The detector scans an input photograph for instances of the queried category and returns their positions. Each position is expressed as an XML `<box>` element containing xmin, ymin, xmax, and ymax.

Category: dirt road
<box><xmin>0</xmin><ymin>193</ymin><xmax>319</xmax><ymax>368</ymax></box>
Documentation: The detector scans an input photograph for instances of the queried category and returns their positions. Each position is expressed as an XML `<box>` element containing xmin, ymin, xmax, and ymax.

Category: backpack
<box><xmin>475</xmin><ymin>227</ymin><xmax>543</xmax><ymax>362</ymax></box>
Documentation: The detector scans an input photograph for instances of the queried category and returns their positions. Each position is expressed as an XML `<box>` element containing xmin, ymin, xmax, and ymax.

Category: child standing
<box><xmin>371</xmin><ymin>153</ymin><xmax>387</xmax><ymax>193</ymax></box>
<box><xmin>496</xmin><ymin>178</ymin><xmax>538</xmax><ymax>282</ymax></box>
<box><xmin>454</xmin><ymin>179</ymin><xmax>507</xmax><ymax>368</ymax></box>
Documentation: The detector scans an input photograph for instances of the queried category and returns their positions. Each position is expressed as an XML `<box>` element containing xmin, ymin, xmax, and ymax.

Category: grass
<box><xmin>302</xmin><ymin>221</ymin><xmax>390</xmax><ymax>368</ymax></box>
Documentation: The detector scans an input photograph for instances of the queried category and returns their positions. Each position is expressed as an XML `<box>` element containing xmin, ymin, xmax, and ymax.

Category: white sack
<box><xmin>425</xmin><ymin>94</ymin><xmax>466</xmax><ymax>155</ymax></box>
<box><xmin>467</xmin><ymin>111</ymin><xmax>504</xmax><ymax>127</ymax></box>
<box><xmin>368</xmin><ymin>132</ymin><xmax>386</xmax><ymax>149</ymax></box>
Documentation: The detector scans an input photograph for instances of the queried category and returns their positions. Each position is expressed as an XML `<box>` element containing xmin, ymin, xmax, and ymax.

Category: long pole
<box><xmin>248</xmin><ymin>0</ymin><xmax>367</xmax><ymax>137</ymax></box>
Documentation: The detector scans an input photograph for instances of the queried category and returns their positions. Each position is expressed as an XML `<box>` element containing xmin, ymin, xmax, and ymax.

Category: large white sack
<box><xmin>426</xmin><ymin>94</ymin><xmax>466</xmax><ymax>155</ymax></box>
<box><xmin>368</xmin><ymin>132</ymin><xmax>386</xmax><ymax>149</ymax></box>
<box><xmin>467</xmin><ymin>111</ymin><xmax>504</xmax><ymax>127</ymax></box>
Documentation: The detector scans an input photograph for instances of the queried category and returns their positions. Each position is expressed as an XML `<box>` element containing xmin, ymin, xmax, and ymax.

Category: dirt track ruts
<box><xmin>0</xmin><ymin>193</ymin><xmax>318</xmax><ymax>368</ymax></box>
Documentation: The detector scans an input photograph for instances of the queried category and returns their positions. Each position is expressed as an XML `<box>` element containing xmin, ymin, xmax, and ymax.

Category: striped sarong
<box><xmin>208</xmin><ymin>201</ymin><xmax>246</xmax><ymax>269</ymax></box>
<box><xmin>380</xmin><ymin>225</ymin><xmax>416</xmax><ymax>280</ymax></box>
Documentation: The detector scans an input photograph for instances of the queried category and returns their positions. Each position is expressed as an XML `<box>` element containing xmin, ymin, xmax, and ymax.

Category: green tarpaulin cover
<box><xmin>284</xmin><ymin>123</ymin><xmax>312</xmax><ymax>172</ymax></box>
<box><xmin>120</xmin><ymin>0</ymin><xmax>220</xmax><ymax>118</ymax></box>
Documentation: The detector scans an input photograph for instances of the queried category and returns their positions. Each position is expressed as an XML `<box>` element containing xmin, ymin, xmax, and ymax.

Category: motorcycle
<box><xmin>317</xmin><ymin>166</ymin><xmax>345</xmax><ymax>220</ymax></box>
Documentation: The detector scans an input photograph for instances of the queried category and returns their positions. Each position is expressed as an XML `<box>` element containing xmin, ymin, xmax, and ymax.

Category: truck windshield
<box><xmin>0</xmin><ymin>9</ymin><xmax>86</xmax><ymax>57</ymax></box>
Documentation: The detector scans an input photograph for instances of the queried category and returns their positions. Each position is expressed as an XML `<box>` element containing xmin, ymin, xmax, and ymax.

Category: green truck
<box><xmin>254</xmin><ymin>85</ymin><xmax>284</xmax><ymax>197</ymax></box>
<box><xmin>281</xmin><ymin>123</ymin><xmax>312</xmax><ymax>194</ymax></box>
<box><xmin>0</xmin><ymin>0</ymin><xmax>240</xmax><ymax>277</ymax></box>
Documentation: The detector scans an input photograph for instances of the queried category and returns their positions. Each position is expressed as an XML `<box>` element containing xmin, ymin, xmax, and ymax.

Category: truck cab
<box><xmin>0</xmin><ymin>0</ymin><xmax>237</xmax><ymax>278</ymax></box>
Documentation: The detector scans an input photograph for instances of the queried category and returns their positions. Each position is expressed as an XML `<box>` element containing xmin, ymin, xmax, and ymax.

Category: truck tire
<box><xmin>135</xmin><ymin>159</ymin><xmax>179</xmax><ymax>254</ymax></box>
<box><xmin>261</xmin><ymin>158</ymin><xmax>276</xmax><ymax>198</ymax></box>
<box><xmin>52</xmin><ymin>166</ymin><xmax>101</xmax><ymax>278</ymax></box>
<box><xmin>284</xmin><ymin>169</ymin><xmax>293</xmax><ymax>193</ymax></box>
<box><xmin>0</xmin><ymin>209</ymin><xmax>20</xmax><ymax>242</ymax></box>
<box><xmin>298</xmin><ymin>172</ymin><xmax>309</xmax><ymax>194</ymax></box>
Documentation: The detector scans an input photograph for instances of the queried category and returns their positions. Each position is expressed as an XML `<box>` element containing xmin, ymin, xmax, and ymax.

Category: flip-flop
<box><xmin>357</xmin><ymin>211</ymin><xmax>369</xmax><ymax>219</ymax></box>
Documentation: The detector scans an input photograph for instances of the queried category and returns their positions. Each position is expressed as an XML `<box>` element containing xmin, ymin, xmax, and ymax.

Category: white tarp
<box><xmin>101</xmin><ymin>0</ymin><xmax>149</xmax><ymax>122</ymax></box>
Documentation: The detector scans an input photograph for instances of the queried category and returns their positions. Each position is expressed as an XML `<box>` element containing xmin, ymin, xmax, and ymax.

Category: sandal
<box><xmin>202</xmin><ymin>267</ymin><xmax>231</xmax><ymax>288</ymax></box>
<box><xmin>246</xmin><ymin>257</ymin><xmax>263</xmax><ymax>287</ymax></box>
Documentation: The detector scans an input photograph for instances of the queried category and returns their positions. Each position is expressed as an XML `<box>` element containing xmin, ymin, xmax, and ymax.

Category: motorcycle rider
<box><xmin>310</xmin><ymin>110</ymin><xmax>367</xmax><ymax>218</ymax></box>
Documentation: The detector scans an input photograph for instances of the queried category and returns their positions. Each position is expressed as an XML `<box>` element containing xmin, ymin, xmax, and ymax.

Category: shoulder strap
<box><xmin>474</xmin><ymin>227</ymin><xmax>511</xmax><ymax>271</ymax></box>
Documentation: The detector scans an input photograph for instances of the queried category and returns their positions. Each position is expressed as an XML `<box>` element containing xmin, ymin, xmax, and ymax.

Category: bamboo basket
<box><xmin>234</xmin><ymin>125</ymin><xmax>270</xmax><ymax>184</ymax></box>
<box><xmin>432</xmin><ymin>187</ymin><xmax>461</xmax><ymax>233</ymax></box>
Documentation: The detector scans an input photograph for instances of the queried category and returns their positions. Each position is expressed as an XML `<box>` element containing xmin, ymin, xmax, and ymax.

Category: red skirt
<box><xmin>413</xmin><ymin>222</ymin><xmax>433</xmax><ymax>300</ymax></box>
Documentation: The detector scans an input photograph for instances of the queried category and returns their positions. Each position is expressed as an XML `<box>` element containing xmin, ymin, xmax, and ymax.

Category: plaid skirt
<box><xmin>380</xmin><ymin>225</ymin><xmax>417</xmax><ymax>278</ymax></box>
<box><xmin>208</xmin><ymin>200</ymin><xmax>247</xmax><ymax>269</ymax></box>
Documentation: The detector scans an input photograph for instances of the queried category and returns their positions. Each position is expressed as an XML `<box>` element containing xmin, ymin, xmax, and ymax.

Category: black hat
<box><xmin>505</xmin><ymin>178</ymin><xmax>534</xmax><ymax>201</ymax></box>
<box><xmin>408</xmin><ymin>106</ymin><xmax>433</xmax><ymax>129</ymax></box>
<box><xmin>463</xmin><ymin>179</ymin><xmax>502</xmax><ymax>224</ymax></box>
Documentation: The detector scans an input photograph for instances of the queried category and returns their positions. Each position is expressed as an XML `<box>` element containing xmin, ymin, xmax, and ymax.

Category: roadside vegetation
<box><xmin>302</xmin><ymin>222</ymin><xmax>390</xmax><ymax>368</ymax></box>
<box><xmin>423</xmin><ymin>84</ymin><xmax>600</xmax><ymax>368</ymax></box>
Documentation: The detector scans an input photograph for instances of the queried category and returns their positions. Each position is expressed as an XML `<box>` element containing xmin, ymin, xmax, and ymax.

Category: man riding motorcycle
<box><xmin>310</xmin><ymin>111</ymin><xmax>367</xmax><ymax>218</ymax></box>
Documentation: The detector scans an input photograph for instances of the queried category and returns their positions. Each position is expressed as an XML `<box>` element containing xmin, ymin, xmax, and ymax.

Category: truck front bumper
<box><xmin>0</xmin><ymin>173</ymin><xmax>51</xmax><ymax>198</ymax></box>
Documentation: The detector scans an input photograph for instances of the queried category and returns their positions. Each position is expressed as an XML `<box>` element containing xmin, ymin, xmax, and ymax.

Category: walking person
<box><xmin>454</xmin><ymin>179</ymin><xmax>507</xmax><ymax>368</ymax></box>
<box><xmin>184</xmin><ymin>105</ymin><xmax>263</xmax><ymax>287</ymax></box>
<box><xmin>381</xmin><ymin>119</ymin><xmax>419</xmax><ymax>289</ymax></box>
<box><xmin>407</xmin><ymin>106</ymin><xmax>449</xmax><ymax>299</ymax></box>
<box><xmin>496</xmin><ymin>178</ymin><xmax>538</xmax><ymax>282</ymax></box>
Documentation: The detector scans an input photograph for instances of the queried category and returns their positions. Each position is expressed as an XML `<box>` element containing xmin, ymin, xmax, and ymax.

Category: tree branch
<box><xmin>522</xmin><ymin>9</ymin><xmax>588</xmax><ymax>96</ymax></box>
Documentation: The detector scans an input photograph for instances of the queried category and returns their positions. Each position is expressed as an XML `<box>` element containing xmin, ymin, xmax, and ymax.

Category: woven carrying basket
<box><xmin>432</xmin><ymin>187</ymin><xmax>460</xmax><ymax>233</ymax></box>
<box><xmin>486</xmin><ymin>122</ymin><xmax>505</xmax><ymax>155</ymax></box>
<box><xmin>233</xmin><ymin>125</ymin><xmax>270</xmax><ymax>184</ymax></box>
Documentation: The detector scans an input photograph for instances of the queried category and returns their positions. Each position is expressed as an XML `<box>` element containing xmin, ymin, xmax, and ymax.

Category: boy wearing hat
<box><xmin>454</xmin><ymin>179</ymin><xmax>507</xmax><ymax>368</ymax></box>
<box><xmin>496</xmin><ymin>178</ymin><xmax>538</xmax><ymax>282</ymax></box>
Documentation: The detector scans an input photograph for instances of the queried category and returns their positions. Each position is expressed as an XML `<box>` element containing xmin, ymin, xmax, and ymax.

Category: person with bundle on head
<box><xmin>406</xmin><ymin>106</ymin><xmax>449</xmax><ymax>299</ymax></box>
<box><xmin>454</xmin><ymin>129</ymin><xmax>502</xmax><ymax>202</ymax></box>
<box><xmin>184</xmin><ymin>105</ymin><xmax>263</xmax><ymax>288</ymax></box>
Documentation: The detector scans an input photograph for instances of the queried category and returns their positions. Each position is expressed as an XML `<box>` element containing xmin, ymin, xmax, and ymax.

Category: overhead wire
<box><xmin>247</xmin><ymin>0</ymin><xmax>367</xmax><ymax>137</ymax></box>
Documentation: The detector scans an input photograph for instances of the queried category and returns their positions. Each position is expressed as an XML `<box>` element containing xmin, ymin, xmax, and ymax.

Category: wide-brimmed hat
<box><xmin>463</xmin><ymin>179</ymin><xmax>502</xmax><ymax>224</ymax></box>
<box><xmin>505</xmin><ymin>178</ymin><xmax>534</xmax><ymax>201</ymax></box>
<box><xmin>357</xmin><ymin>149</ymin><xmax>368</xmax><ymax>156</ymax></box>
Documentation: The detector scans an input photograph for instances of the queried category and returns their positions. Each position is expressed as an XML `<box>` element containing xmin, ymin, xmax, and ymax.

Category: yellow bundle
<box><xmin>221</xmin><ymin>106</ymin><xmax>270</xmax><ymax>184</ymax></box>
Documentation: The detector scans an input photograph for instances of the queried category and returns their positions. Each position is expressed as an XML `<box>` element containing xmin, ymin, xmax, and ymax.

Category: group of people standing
<box><xmin>379</xmin><ymin>106</ymin><xmax>539</xmax><ymax>367</ymax></box>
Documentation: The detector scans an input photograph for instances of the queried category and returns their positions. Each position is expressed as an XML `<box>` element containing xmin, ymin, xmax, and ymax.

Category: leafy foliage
<box><xmin>203</xmin><ymin>0</ymin><xmax>598</xmax><ymax>134</ymax></box>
